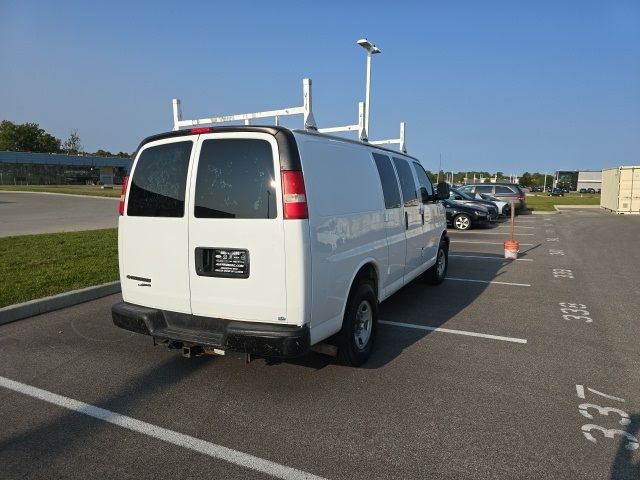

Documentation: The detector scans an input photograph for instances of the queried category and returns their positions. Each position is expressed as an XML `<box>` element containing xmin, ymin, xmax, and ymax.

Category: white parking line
<box><xmin>450</xmin><ymin>240</ymin><xmax>534</xmax><ymax>246</ymax></box>
<box><xmin>0</xmin><ymin>376</ymin><xmax>327</xmax><ymax>480</ymax></box>
<box><xmin>379</xmin><ymin>320</ymin><xmax>527</xmax><ymax>344</ymax></box>
<box><xmin>447</xmin><ymin>277</ymin><xmax>531</xmax><ymax>287</ymax></box>
<box><xmin>448</xmin><ymin>232</ymin><xmax>534</xmax><ymax>236</ymax></box>
<box><xmin>495</xmin><ymin>225</ymin><xmax>536</xmax><ymax>229</ymax></box>
<box><xmin>449</xmin><ymin>254</ymin><xmax>533</xmax><ymax>262</ymax></box>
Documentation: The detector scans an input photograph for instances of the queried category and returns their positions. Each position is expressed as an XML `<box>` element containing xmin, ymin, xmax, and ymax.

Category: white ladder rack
<box><xmin>172</xmin><ymin>78</ymin><xmax>407</xmax><ymax>153</ymax></box>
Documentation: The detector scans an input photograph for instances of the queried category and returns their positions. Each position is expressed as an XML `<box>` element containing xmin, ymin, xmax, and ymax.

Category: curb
<box><xmin>0</xmin><ymin>281</ymin><xmax>121</xmax><ymax>326</ymax></box>
<box><xmin>553</xmin><ymin>205</ymin><xmax>601</xmax><ymax>210</ymax></box>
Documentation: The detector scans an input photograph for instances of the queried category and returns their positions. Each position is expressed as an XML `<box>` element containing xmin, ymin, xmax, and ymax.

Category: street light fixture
<box><xmin>357</xmin><ymin>38</ymin><xmax>381</xmax><ymax>141</ymax></box>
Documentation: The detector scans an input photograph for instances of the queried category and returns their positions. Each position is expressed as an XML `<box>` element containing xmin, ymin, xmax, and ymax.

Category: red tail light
<box><xmin>189</xmin><ymin>127</ymin><xmax>213</xmax><ymax>134</ymax></box>
<box><xmin>118</xmin><ymin>176</ymin><xmax>129</xmax><ymax>216</ymax></box>
<box><xmin>281</xmin><ymin>170</ymin><xmax>308</xmax><ymax>219</ymax></box>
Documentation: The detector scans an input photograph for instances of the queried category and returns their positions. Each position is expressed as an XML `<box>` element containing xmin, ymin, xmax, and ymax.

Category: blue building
<box><xmin>0</xmin><ymin>151</ymin><xmax>131</xmax><ymax>185</ymax></box>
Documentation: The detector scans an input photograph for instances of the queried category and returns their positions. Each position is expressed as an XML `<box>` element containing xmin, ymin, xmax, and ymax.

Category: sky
<box><xmin>1</xmin><ymin>0</ymin><xmax>638</xmax><ymax>174</ymax></box>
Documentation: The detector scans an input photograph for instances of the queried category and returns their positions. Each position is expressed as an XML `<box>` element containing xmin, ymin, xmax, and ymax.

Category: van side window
<box><xmin>372</xmin><ymin>153</ymin><xmax>401</xmax><ymax>209</ymax></box>
<box><xmin>392</xmin><ymin>157</ymin><xmax>419</xmax><ymax>206</ymax></box>
<box><xmin>127</xmin><ymin>141</ymin><xmax>193</xmax><ymax>217</ymax></box>
<box><xmin>411</xmin><ymin>162</ymin><xmax>434</xmax><ymax>203</ymax></box>
<box><xmin>194</xmin><ymin>139</ymin><xmax>276</xmax><ymax>219</ymax></box>
<box><xmin>495</xmin><ymin>185</ymin><xmax>512</xmax><ymax>194</ymax></box>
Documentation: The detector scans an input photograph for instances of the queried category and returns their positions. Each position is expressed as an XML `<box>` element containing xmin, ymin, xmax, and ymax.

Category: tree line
<box><xmin>427</xmin><ymin>170</ymin><xmax>553</xmax><ymax>187</ymax></box>
<box><xmin>0</xmin><ymin>120</ymin><xmax>132</xmax><ymax>158</ymax></box>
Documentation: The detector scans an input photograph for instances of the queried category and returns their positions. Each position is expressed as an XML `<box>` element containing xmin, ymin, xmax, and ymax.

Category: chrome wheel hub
<box><xmin>353</xmin><ymin>300</ymin><xmax>372</xmax><ymax>351</ymax></box>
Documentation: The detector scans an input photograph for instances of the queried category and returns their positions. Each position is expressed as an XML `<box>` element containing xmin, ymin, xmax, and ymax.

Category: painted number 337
<box><xmin>576</xmin><ymin>385</ymin><xmax>638</xmax><ymax>451</ymax></box>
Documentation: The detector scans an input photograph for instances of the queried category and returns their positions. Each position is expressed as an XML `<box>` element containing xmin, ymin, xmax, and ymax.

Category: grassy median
<box><xmin>0</xmin><ymin>185</ymin><xmax>120</xmax><ymax>198</ymax></box>
<box><xmin>0</xmin><ymin>228</ymin><xmax>119</xmax><ymax>308</ymax></box>
<box><xmin>525</xmin><ymin>193</ymin><xmax>601</xmax><ymax>211</ymax></box>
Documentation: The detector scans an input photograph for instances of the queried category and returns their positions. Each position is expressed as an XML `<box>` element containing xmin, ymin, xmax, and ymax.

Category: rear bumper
<box><xmin>112</xmin><ymin>302</ymin><xmax>310</xmax><ymax>358</ymax></box>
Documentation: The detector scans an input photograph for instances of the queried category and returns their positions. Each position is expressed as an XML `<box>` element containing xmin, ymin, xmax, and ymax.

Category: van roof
<box><xmin>136</xmin><ymin>126</ymin><xmax>419</xmax><ymax>165</ymax></box>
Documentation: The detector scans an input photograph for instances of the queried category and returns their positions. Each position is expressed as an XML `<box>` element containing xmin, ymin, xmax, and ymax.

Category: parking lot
<box><xmin>0</xmin><ymin>192</ymin><xmax>117</xmax><ymax>237</ymax></box>
<box><xmin>0</xmin><ymin>209</ymin><xmax>638</xmax><ymax>479</ymax></box>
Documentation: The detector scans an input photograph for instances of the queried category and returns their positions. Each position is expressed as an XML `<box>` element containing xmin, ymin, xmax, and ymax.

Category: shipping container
<box><xmin>601</xmin><ymin>166</ymin><xmax>640</xmax><ymax>214</ymax></box>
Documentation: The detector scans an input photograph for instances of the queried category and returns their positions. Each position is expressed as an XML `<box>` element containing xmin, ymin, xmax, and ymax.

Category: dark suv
<box><xmin>458</xmin><ymin>183</ymin><xmax>526</xmax><ymax>211</ymax></box>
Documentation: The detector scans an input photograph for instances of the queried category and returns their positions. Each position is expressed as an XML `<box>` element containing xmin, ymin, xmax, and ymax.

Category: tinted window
<box><xmin>412</xmin><ymin>162</ymin><xmax>434</xmax><ymax>203</ymax></box>
<box><xmin>194</xmin><ymin>139</ymin><xmax>276</xmax><ymax>219</ymax></box>
<box><xmin>459</xmin><ymin>186</ymin><xmax>473</xmax><ymax>194</ymax></box>
<box><xmin>127</xmin><ymin>141</ymin><xmax>193</xmax><ymax>217</ymax></box>
<box><xmin>392</xmin><ymin>157</ymin><xmax>418</xmax><ymax>206</ymax></box>
<box><xmin>372</xmin><ymin>153</ymin><xmax>401</xmax><ymax>209</ymax></box>
<box><xmin>475</xmin><ymin>185</ymin><xmax>493</xmax><ymax>193</ymax></box>
<box><xmin>495</xmin><ymin>185</ymin><xmax>514</xmax><ymax>194</ymax></box>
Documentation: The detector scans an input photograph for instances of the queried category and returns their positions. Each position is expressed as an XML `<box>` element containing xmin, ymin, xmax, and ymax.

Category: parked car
<box><xmin>112</xmin><ymin>125</ymin><xmax>450</xmax><ymax>367</ymax></box>
<box><xmin>474</xmin><ymin>192</ymin><xmax>510</xmax><ymax>216</ymax></box>
<box><xmin>458</xmin><ymin>183</ymin><xmax>526</xmax><ymax>211</ymax></box>
<box><xmin>443</xmin><ymin>200</ymin><xmax>491</xmax><ymax>230</ymax></box>
<box><xmin>549</xmin><ymin>188</ymin><xmax>565</xmax><ymax>197</ymax></box>
<box><xmin>579</xmin><ymin>188</ymin><xmax>587</xmax><ymax>193</ymax></box>
<box><xmin>448</xmin><ymin>188</ymin><xmax>500</xmax><ymax>220</ymax></box>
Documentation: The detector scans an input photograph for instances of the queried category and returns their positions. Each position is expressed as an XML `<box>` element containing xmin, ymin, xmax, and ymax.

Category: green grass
<box><xmin>0</xmin><ymin>229</ymin><xmax>119</xmax><ymax>308</ymax></box>
<box><xmin>0</xmin><ymin>185</ymin><xmax>120</xmax><ymax>198</ymax></box>
<box><xmin>525</xmin><ymin>193</ymin><xmax>601</xmax><ymax>211</ymax></box>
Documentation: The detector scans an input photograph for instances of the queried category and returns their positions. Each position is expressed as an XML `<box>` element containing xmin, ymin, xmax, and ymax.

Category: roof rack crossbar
<box><xmin>172</xmin><ymin>79</ymin><xmax>317</xmax><ymax>131</ymax></box>
<box><xmin>370</xmin><ymin>122</ymin><xmax>406</xmax><ymax>153</ymax></box>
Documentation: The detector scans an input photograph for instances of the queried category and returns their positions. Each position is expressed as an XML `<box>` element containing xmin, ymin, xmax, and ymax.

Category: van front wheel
<box><xmin>337</xmin><ymin>282</ymin><xmax>378</xmax><ymax>367</ymax></box>
<box><xmin>423</xmin><ymin>240</ymin><xmax>448</xmax><ymax>285</ymax></box>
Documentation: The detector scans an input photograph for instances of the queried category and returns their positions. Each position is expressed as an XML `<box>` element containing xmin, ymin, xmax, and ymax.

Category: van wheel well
<box><xmin>352</xmin><ymin>263</ymin><xmax>379</xmax><ymax>300</ymax></box>
<box><xmin>441</xmin><ymin>231</ymin><xmax>450</xmax><ymax>247</ymax></box>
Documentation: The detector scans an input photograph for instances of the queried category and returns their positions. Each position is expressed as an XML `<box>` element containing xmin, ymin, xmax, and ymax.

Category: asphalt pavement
<box><xmin>0</xmin><ymin>209</ymin><xmax>638</xmax><ymax>479</ymax></box>
<box><xmin>0</xmin><ymin>192</ymin><xmax>118</xmax><ymax>237</ymax></box>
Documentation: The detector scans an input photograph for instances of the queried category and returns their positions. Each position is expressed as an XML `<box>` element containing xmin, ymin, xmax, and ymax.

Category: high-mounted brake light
<box><xmin>281</xmin><ymin>170</ymin><xmax>308</xmax><ymax>219</ymax></box>
<box><xmin>189</xmin><ymin>127</ymin><xmax>214</xmax><ymax>134</ymax></box>
<box><xmin>118</xmin><ymin>176</ymin><xmax>129</xmax><ymax>216</ymax></box>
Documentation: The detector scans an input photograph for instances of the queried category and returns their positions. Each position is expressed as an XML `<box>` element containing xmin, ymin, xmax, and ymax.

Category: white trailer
<box><xmin>601</xmin><ymin>166</ymin><xmax>640</xmax><ymax>214</ymax></box>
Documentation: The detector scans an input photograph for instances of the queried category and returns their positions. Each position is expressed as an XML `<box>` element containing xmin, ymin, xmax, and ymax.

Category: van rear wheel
<box><xmin>337</xmin><ymin>282</ymin><xmax>378</xmax><ymax>367</ymax></box>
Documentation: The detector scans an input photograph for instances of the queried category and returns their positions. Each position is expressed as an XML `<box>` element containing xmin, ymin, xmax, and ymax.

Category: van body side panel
<box><xmin>295</xmin><ymin>136</ymin><xmax>388</xmax><ymax>336</ymax></box>
<box><xmin>119</xmin><ymin>137</ymin><xmax>196</xmax><ymax>314</ymax></box>
<box><xmin>187</xmin><ymin>133</ymin><xmax>289</xmax><ymax>324</ymax></box>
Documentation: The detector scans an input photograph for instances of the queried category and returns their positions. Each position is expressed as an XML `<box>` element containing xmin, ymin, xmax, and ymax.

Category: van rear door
<box><xmin>187</xmin><ymin>133</ymin><xmax>288</xmax><ymax>323</ymax></box>
<box><xmin>119</xmin><ymin>137</ymin><xmax>195</xmax><ymax>313</ymax></box>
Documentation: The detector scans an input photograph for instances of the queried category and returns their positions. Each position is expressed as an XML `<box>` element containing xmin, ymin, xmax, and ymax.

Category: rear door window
<box><xmin>495</xmin><ymin>185</ymin><xmax>514</xmax><ymax>194</ymax></box>
<box><xmin>194</xmin><ymin>139</ymin><xmax>276</xmax><ymax>219</ymax></box>
<box><xmin>372</xmin><ymin>153</ymin><xmax>401</xmax><ymax>209</ymax></box>
<box><xmin>392</xmin><ymin>157</ymin><xmax>419</xmax><ymax>206</ymax></box>
<box><xmin>475</xmin><ymin>185</ymin><xmax>493</xmax><ymax>194</ymax></box>
<box><xmin>411</xmin><ymin>162</ymin><xmax>434</xmax><ymax>203</ymax></box>
<box><xmin>127</xmin><ymin>141</ymin><xmax>193</xmax><ymax>217</ymax></box>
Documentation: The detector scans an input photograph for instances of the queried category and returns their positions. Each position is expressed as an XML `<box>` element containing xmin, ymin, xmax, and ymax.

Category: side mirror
<box><xmin>436</xmin><ymin>182</ymin><xmax>450</xmax><ymax>200</ymax></box>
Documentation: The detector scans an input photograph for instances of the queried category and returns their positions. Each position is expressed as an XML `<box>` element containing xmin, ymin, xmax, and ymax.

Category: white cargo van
<box><xmin>112</xmin><ymin>126</ymin><xmax>450</xmax><ymax>366</ymax></box>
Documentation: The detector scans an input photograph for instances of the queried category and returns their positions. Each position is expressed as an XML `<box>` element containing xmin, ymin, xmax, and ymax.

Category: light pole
<box><xmin>357</xmin><ymin>38</ymin><xmax>381</xmax><ymax>141</ymax></box>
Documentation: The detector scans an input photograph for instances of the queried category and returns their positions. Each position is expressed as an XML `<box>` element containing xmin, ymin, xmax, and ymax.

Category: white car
<box><xmin>112</xmin><ymin>126</ymin><xmax>450</xmax><ymax>366</ymax></box>
<box><xmin>475</xmin><ymin>193</ymin><xmax>510</xmax><ymax>216</ymax></box>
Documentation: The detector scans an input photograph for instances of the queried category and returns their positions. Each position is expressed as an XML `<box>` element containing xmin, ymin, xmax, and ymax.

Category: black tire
<box><xmin>423</xmin><ymin>239</ymin><xmax>448</xmax><ymax>285</ymax></box>
<box><xmin>453</xmin><ymin>213</ymin><xmax>471</xmax><ymax>230</ymax></box>
<box><xmin>336</xmin><ymin>282</ymin><xmax>378</xmax><ymax>367</ymax></box>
